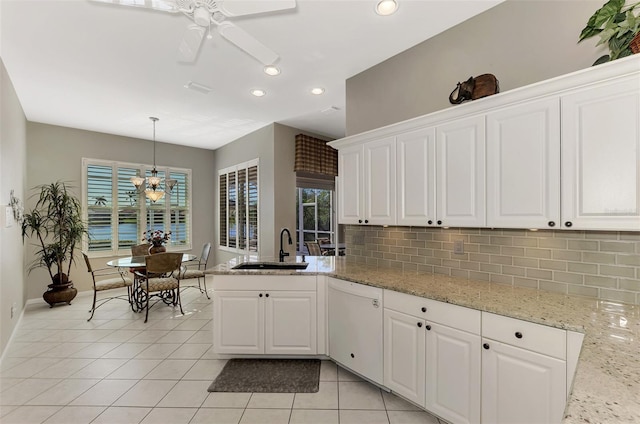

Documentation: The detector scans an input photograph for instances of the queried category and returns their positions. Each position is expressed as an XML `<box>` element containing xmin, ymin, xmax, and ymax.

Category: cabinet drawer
<box><xmin>384</xmin><ymin>289</ymin><xmax>480</xmax><ymax>334</ymax></box>
<box><xmin>482</xmin><ymin>312</ymin><xmax>566</xmax><ymax>359</ymax></box>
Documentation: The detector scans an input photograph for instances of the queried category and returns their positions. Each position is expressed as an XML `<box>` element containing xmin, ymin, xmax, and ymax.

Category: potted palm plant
<box><xmin>21</xmin><ymin>181</ymin><xmax>86</xmax><ymax>306</ymax></box>
<box><xmin>579</xmin><ymin>0</ymin><xmax>640</xmax><ymax>65</ymax></box>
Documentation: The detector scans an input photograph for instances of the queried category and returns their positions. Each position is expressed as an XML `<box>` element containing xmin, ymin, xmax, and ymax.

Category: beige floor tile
<box><xmin>32</xmin><ymin>358</ymin><xmax>95</xmax><ymax>379</ymax></box>
<box><xmin>0</xmin><ymin>378</ymin><xmax>25</xmax><ymax>393</ymax></box>
<box><xmin>1</xmin><ymin>357</ymin><xmax>63</xmax><ymax>378</ymax></box>
<box><xmin>319</xmin><ymin>360</ymin><xmax>338</xmax><ymax>381</ymax></box>
<box><xmin>238</xmin><ymin>408</ymin><xmax>291</xmax><ymax>424</ymax></box>
<box><xmin>337</xmin><ymin>366</ymin><xmax>364</xmax><ymax>382</ymax></box>
<box><xmin>106</xmin><ymin>359</ymin><xmax>163</xmax><ymax>379</ymax></box>
<box><xmin>70</xmin><ymin>358</ymin><xmax>128</xmax><ymax>379</ymax></box>
<box><xmin>98</xmin><ymin>330</ymin><xmax>143</xmax><ymax>343</ymax></box>
<box><xmin>155</xmin><ymin>331</ymin><xmax>196</xmax><ymax>344</ymax></box>
<box><xmin>69</xmin><ymin>329</ymin><xmax>114</xmax><ymax>343</ymax></box>
<box><xmin>247</xmin><ymin>393</ymin><xmax>294</xmax><ymax>409</ymax></box>
<box><xmin>70</xmin><ymin>379</ymin><xmax>137</xmax><ymax>406</ymax></box>
<box><xmin>338</xmin><ymin>382</ymin><xmax>385</xmax><ymax>410</ymax></box>
<box><xmin>43</xmin><ymin>405</ymin><xmax>106</xmax><ymax>424</ymax></box>
<box><xmin>70</xmin><ymin>342</ymin><xmax>122</xmax><ymax>358</ymax></box>
<box><xmin>0</xmin><ymin>357</ymin><xmax>28</xmax><ymax>372</ymax></box>
<box><xmin>293</xmin><ymin>382</ymin><xmax>338</xmax><ymax>409</ymax></box>
<box><xmin>156</xmin><ymin>380</ymin><xmax>210</xmax><ymax>407</ymax></box>
<box><xmin>387</xmin><ymin>410</ymin><xmax>439</xmax><ymax>424</ymax></box>
<box><xmin>381</xmin><ymin>391</ymin><xmax>423</xmax><ymax>411</ymax></box>
<box><xmin>339</xmin><ymin>409</ymin><xmax>390</xmax><ymax>424</ymax></box>
<box><xmin>91</xmin><ymin>406</ymin><xmax>152</xmax><ymax>424</ymax></box>
<box><xmin>139</xmin><ymin>407</ymin><xmax>197</xmax><ymax>424</ymax></box>
<box><xmin>0</xmin><ymin>378</ymin><xmax>61</xmax><ymax>405</ymax></box>
<box><xmin>0</xmin><ymin>405</ymin><xmax>62</xmax><ymax>424</ymax></box>
<box><xmin>167</xmin><ymin>343</ymin><xmax>210</xmax><ymax>359</ymax></box>
<box><xmin>173</xmin><ymin>319</ymin><xmax>209</xmax><ymax>331</ymax></box>
<box><xmin>125</xmin><ymin>330</ymin><xmax>169</xmax><ymax>344</ymax></box>
<box><xmin>289</xmin><ymin>409</ymin><xmax>339</xmax><ymax>424</ymax></box>
<box><xmin>101</xmin><ymin>343</ymin><xmax>151</xmax><ymax>359</ymax></box>
<box><xmin>202</xmin><ymin>392</ymin><xmax>251</xmax><ymax>408</ymax></box>
<box><xmin>146</xmin><ymin>319</ymin><xmax>183</xmax><ymax>331</ymax></box>
<box><xmin>182</xmin><ymin>359</ymin><xmax>227</xmax><ymax>380</ymax></box>
<box><xmin>113</xmin><ymin>380</ymin><xmax>177</xmax><ymax>407</ymax></box>
<box><xmin>27</xmin><ymin>379</ymin><xmax>100</xmax><ymax>406</ymax></box>
<box><xmin>135</xmin><ymin>344</ymin><xmax>181</xmax><ymax>359</ymax></box>
<box><xmin>185</xmin><ymin>330</ymin><xmax>212</xmax><ymax>344</ymax></box>
<box><xmin>0</xmin><ymin>405</ymin><xmax>18</xmax><ymax>418</ymax></box>
<box><xmin>36</xmin><ymin>342</ymin><xmax>92</xmax><ymax>358</ymax></box>
<box><xmin>143</xmin><ymin>359</ymin><xmax>196</xmax><ymax>380</ymax></box>
<box><xmin>190</xmin><ymin>407</ymin><xmax>244</xmax><ymax>424</ymax></box>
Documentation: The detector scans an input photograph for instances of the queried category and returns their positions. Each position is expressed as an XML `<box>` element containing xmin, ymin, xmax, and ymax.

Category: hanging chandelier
<box><xmin>130</xmin><ymin>117</ymin><xmax>177</xmax><ymax>202</ymax></box>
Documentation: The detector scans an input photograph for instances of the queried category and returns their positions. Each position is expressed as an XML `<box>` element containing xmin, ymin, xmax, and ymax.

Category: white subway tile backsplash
<box><xmin>345</xmin><ymin>226</ymin><xmax>640</xmax><ymax>304</ymax></box>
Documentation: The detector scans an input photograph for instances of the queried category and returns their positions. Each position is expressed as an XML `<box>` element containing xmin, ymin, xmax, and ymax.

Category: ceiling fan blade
<box><xmin>89</xmin><ymin>0</ymin><xmax>180</xmax><ymax>13</ymax></box>
<box><xmin>217</xmin><ymin>21</ymin><xmax>279</xmax><ymax>65</ymax></box>
<box><xmin>178</xmin><ymin>24</ymin><xmax>206</xmax><ymax>62</ymax></box>
<box><xmin>217</xmin><ymin>0</ymin><xmax>296</xmax><ymax>17</ymax></box>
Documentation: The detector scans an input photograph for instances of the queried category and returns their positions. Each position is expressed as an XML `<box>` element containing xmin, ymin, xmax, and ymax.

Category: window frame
<box><xmin>82</xmin><ymin>157</ymin><xmax>192</xmax><ymax>257</ymax></box>
<box><xmin>218</xmin><ymin>158</ymin><xmax>259</xmax><ymax>255</ymax></box>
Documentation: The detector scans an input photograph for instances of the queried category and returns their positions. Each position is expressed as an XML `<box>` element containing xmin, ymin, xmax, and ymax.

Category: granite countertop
<box><xmin>207</xmin><ymin>256</ymin><xmax>640</xmax><ymax>423</ymax></box>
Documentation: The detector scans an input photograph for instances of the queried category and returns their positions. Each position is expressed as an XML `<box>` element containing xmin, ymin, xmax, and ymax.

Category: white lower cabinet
<box><xmin>481</xmin><ymin>338</ymin><xmax>566</xmax><ymax>424</ymax></box>
<box><xmin>212</xmin><ymin>276</ymin><xmax>317</xmax><ymax>355</ymax></box>
<box><xmin>383</xmin><ymin>308</ymin><xmax>426</xmax><ymax>407</ymax></box>
<box><xmin>383</xmin><ymin>290</ymin><xmax>481</xmax><ymax>424</ymax></box>
<box><xmin>425</xmin><ymin>323</ymin><xmax>481</xmax><ymax>424</ymax></box>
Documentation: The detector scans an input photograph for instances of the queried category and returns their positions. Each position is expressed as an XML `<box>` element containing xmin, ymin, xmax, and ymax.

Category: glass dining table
<box><xmin>107</xmin><ymin>254</ymin><xmax>197</xmax><ymax>312</ymax></box>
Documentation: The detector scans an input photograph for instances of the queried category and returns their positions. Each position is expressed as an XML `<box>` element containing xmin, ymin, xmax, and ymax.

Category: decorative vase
<box><xmin>43</xmin><ymin>282</ymin><xmax>78</xmax><ymax>307</ymax></box>
<box><xmin>149</xmin><ymin>244</ymin><xmax>166</xmax><ymax>255</ymax></box>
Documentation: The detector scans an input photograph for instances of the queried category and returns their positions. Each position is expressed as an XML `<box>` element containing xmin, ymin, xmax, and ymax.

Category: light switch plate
<box><xmin>4</xmin><ymin>206</ymin><xmax>12</xmax><ymax>228</ymax></box>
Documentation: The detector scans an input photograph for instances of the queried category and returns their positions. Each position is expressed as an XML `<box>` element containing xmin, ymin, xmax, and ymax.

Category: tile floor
<box><xmin>0</xmin><ymin>288</ymin><xmax>443</xmax><ymax>424</ymax></box>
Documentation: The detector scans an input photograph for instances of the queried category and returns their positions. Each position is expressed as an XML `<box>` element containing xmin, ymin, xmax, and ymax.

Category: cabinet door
<box><xmin>364</xmin><ymin>136</ymin><xmax>397</xmax><ymax>225</ymax></box>
<box><xmin>425</xmin><ymin>323</ymin><xmax>480</xmax><ymax>424</ymax></box>
<box><xmin>487</xmin><ymin>98</ymin><xmax>561</xmax><ymax>229</ymax></box>
<box><xmin>213</xmin><ymin>291</ymin><xmax>264</xmax><ymax>354</ymax></box>
<box><xmin>562</xmin><ymin>76</ymin><xmax>640</xmax><ymax>230</ymax></box>
<box><xmin>265</xmin><ymin>291</ymin><xmax>317</xmax><ymax>355</ymax></box>
<box><xmin>383</xmin><ymin>309</ymin><xmax>426</xmax><ymax>407</ymax></box>
<box><xmin>481</xmin><ymin>338</ymin><xmax>566</xmax><ymax>424</ymax></box>
<box><xmin>338</xmin><ymin>144</ymin><xmax>364</xmax><ymax>224</ymax></box>
<box><xmin>436</xmin><ymin>116</ymin><xmax>486</xmax><ymax>227</ymax></box>
<box><xmin>397</xmin><ymin>127</ymin><xmax>437</xmax><ymax>226</ymax></box>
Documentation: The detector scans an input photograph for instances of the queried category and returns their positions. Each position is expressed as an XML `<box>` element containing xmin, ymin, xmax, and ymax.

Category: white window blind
<box><xmin>83</xmin><ymin>158</ymin><xmax>192</xmax><ymax>256</ymax></box>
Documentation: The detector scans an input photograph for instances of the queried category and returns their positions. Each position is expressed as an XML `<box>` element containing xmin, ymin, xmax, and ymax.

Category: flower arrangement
<box><xmin>142</xmin><ymin>229</ymin><xmax>171</xmax><ymax>247</ymax></box>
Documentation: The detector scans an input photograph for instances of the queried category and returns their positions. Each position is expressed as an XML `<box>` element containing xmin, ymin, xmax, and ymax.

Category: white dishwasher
<box><xmin>328</xmin><ymin>277</ymin><xmax>383</xmax><ymax>385</ymax></box>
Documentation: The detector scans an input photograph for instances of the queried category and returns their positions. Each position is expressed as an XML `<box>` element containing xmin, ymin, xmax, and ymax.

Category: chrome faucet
<box><xmin>279</xmin><ymin>228</ymin><xmax>292</xmax><ymax>262</ymax></box>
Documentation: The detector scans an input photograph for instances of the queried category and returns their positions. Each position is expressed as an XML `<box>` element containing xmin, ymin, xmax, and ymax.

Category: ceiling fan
<box><xmin>91</xmin><ymin>0</ymin><xmax>296</xmax><ymax>64</ymax></box>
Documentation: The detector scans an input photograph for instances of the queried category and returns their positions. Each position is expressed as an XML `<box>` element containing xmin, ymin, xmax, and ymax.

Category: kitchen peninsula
<box><xmin>207</xmin><ymin>256</ymin><xmax>640</xmax><ymax>424</ymax></box>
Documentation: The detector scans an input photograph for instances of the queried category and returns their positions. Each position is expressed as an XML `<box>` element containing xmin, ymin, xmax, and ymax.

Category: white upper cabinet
<box><xmin>436</xmin><ymin>116</ymin><xmax>486</xmax><ymax>228</ymax></box>
<box><xmin>337</xmin><ymin>144</ymin><xmax>364</xmax><ymax>224</ymax></box>
<box><xmin>487</xmin><ymin>98</ymin><xmax>561</xmax><ymax>229</ymax></box>
<box><xmin>561</xmin><ymin>75</ymin><xmax>640</xmax><ymax>230</ymax></box>
<box><xmin>338</xmin><ymin>137</ymin><xmax>396</xmax><ymax>225</ymax></box>
<box><xmin>397</xmin><ymin>127</ymin><xmax>437</xmax><ymax>226</ymax></box>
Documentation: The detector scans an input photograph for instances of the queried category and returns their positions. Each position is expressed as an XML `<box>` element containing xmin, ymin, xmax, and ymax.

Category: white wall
<box><xmin>345</xmin><ymin>0</ymin><xmax>606</xmax><ymax>135</ymax></box>
<box><xmin>0</xmin><ymin>58</ymin><xmax>27</xmax><ymax>356</ymax></box>
<box><xmin>25</xmin><ymin>122</ymin><xmax>216</xmax><ymax>301</ymax></box>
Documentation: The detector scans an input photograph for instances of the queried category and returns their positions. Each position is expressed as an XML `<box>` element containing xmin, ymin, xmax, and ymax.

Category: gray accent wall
<box><xmin>345</xmin><ymin>0</ymin><xmax>605</xmax><ymax>135</ymax></box>
<box><xmin>0</xmin><ymin>58</ymin><xmax>27</xmax><ymax>356</ymax></box>
<box><xmin>25</xmin><ymin>122</ymin><xmax>215</xmax><ymax>301</ymax></box>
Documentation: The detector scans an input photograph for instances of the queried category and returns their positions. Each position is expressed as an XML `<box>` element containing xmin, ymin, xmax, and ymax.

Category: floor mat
<box><xmin>208</xmin><ymin>358</ymin><xmax>320</xmax><ymax>393</ymax></box>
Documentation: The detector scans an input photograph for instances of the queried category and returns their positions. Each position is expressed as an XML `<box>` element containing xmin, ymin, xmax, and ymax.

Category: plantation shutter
<box><xmin>170</xmin><ymin>171</ymin><xmax>189</xmax><ymax>247</ymax></box>
<box><xmin>87</xmin><ymin>164</ymin><xmax>113</xmax><ymax>252</ymax></box>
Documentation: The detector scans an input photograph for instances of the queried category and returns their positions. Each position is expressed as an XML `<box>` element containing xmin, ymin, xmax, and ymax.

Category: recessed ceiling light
<box><xmin>311</xmin><ymin>87</ymin><xmax>325</xmax><ymax>95</ymax></box>
<box><xmin>376</xmin><ymin>0</ymin><xmax>398</xmax><ymax>16</ymax></box>
<box><xmin>250</xmin><ymin>89</ymin><xmax>266</xmax><ymax>97</ymax></box>
<box><xmin>263</xmin><ymin>65</ymin><xmax>281</xmax><ymax>76</ymax></box>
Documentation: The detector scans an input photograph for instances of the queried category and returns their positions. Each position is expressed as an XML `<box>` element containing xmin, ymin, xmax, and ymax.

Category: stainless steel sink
<box><xmin>232</xmin><ymin>261</ymin><xmax>309</xmax><ymax>270</ymax></box>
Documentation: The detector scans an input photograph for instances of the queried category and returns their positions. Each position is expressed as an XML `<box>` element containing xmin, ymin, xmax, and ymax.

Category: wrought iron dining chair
<box><xmin>180</xmin><ymin>242</ymin><xmax>211</xmax><ymax>299</ymax></box>
<box><xmin>83</xmin><ymin>252</ymin><xmax>134</xmax><ymax>321</ymax></box>
<box><xmin>316</xmin><ymin>238</ymin><xmax>334</xmax><ymax>255</ymax></box>
<box><xmin>137</xmin><ymin>252</ymin><xmax>183</xmax><ymax>323</ymax></box>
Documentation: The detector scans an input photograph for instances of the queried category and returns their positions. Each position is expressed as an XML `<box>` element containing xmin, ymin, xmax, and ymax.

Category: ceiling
<box><xmin>0</xmin><ymin>0</ymin><xmax>502</xmax><ymax>150</ymax></box>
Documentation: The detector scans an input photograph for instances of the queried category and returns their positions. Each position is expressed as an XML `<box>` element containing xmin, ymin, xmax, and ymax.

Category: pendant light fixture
<box><xmin>130</xmin><ymin>117</ymin><xmax>177</xmax><ymax>202</ymax></box>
